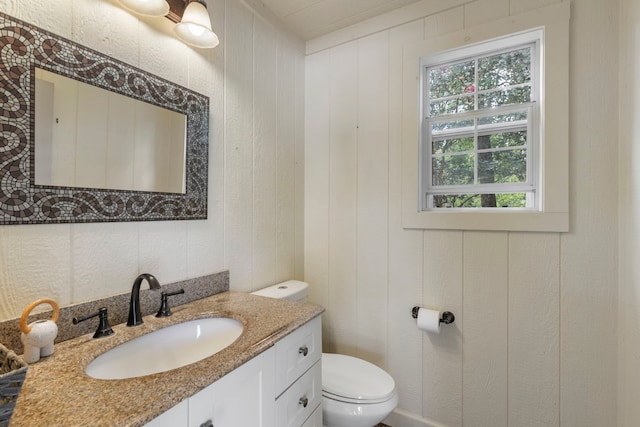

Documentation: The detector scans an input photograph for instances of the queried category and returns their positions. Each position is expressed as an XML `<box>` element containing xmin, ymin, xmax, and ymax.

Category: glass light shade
<box><xmin>174</xmin><ymin>1</ymin><xmax>219</xmax><ymax>49</ymax></box>
<box><xmin>117</xmin><ymin>0</ymin><xmax>170</xmax><ymax>17</ymax></box>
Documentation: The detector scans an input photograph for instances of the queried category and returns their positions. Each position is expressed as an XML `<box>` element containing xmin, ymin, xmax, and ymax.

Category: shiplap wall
<box><xmin>304</xmin><ymin>0</ymin><xmax>619</xmax><ymax>426</ymax></box>
<box><xmin>618</xmin><ymin>0</ymin><xmax>639</xmax><ymax>425</ymax></box>
<box><xmin>0</xmin><ymin>0</ymin><xmax>304</xmax><ymax>319</ymax></box>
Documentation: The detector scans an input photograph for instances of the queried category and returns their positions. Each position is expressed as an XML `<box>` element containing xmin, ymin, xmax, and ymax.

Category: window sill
<box><xmin>402</xmin><ymin>209</ymin><xmax>568</xmax><ymax>232</ymax></box>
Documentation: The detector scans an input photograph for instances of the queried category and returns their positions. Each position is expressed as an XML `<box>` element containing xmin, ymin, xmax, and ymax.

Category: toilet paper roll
<box><xmin>416</xmin><ymin>307</ymin><xmax>441</xmax><ymax>334</ymax></box>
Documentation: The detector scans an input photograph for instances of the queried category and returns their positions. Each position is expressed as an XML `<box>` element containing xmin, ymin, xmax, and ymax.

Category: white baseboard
<box><xmin>383</xmin><ymin>408</ymin><xmax>453</xmax><ymax>427</ymax></box>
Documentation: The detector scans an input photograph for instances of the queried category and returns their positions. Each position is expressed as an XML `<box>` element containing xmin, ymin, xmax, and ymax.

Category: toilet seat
<box><xmin>322</xmin><ymin>353</ymin><xmax>396</xmax><ymax>404</ymax></box>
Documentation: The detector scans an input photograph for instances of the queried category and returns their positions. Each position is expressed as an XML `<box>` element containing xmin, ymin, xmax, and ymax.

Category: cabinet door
<box><xmin>188</xmin><ymin>348</ymin><xmax>276</xmax><ymax>427</ymax></box>
<box><xmin>301</xmin><ymin>405</ymin><xmax>323</xmax><ymax>427</ymax></box>
<box><xmin>144</xmin><ymin>399</ymin><xmax>188</xmax><ymax>427</ymax></box>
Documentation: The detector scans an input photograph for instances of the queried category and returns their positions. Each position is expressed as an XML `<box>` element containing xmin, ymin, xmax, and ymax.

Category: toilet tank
<box><xmin>251</xmin><ymin>280</ymin><xmax>309</xmax><ymax>302</ymax></box>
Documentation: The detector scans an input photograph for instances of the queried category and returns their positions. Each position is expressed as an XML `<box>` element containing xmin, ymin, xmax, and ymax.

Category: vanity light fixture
<box><xmin>173</xmin><ymin>0</ymin><xmax>219</xmax><ymax>49</ymax></box>
<box><xmin>115</xmin><ymin>0</ymin><xmax>219</xmax><ymax>49</ymax></box>
<box><xmin>117</xmin><ymin>0</ymin><xmax>170</xmax><ymax>17</ymax></box>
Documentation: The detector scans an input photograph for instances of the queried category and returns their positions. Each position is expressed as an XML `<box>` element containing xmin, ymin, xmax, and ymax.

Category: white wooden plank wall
<box><xmin>276</xmin><ymin>41</ymin><xmax>296</xmax><ymax>281</ymax></box>
<box><xmin>355</xmin><ymin>31</ymin><xmax>389</xmax><ymax>366</ymax></box>
<box><xmin>304</xmin><ymin>49</ymin><xmax>331</xmax><ymax>316</ymax></box>
<box><xmin>225</xmin><ymin>0</ymin><xmax>256</xmax><ymax>291</ymax></box>
<box><xmin>508</xmin><ymin>233</ymin><xmax>559</xmax><ymax>427</ymax></box>
<box><xmin>618</xmin><ymin>1</ymin><xmax>640</xmax><ymax>426</ymax></box>
<box><xmin>252</xmin><ymin>18</ymin><xmax>278</xmax><ymax>288</ymax></box>
<box><xmin>294</xmin><ymin>51</ymin><xmax>306</xmax><ymax>280</ymax></box>
<box><xmin>304</xmin><ymin>0</ymin><xmax>618</xmax><ymax>426</ymax></box>
<box><xmin>558</xmin><ymin>0</ymin><xmax>618</xmax><ymax>425</ymax></box>
<box><xmin>386</xmin><ymin>19</ymin><xmax>426</xmax><ymax>417</ymax></box>
<box><xmin>224</xmin><ymin>0</ymin><xmax>305</xmax><ymax>292</ymax></box>
<box><xmin>0</xmin><ymin>0</ymin><xmax>305</xmax><ymax>317</ymax></box>
<box><xmin>424</xmin><ymin>231</ymin><xmax>463</xmax><ymax>427</ymax></box>
<box><xmin>462</xmin><ymin>232</ymin><xmax>508</xmax><ymax>427</ymax></box>
<box><xmin>328</xmin><ymin>41</ymin><xmax>358</xmax><ymax>354</ymax></box>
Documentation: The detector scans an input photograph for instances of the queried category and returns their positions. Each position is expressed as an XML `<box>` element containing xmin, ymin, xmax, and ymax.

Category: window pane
<box><xmin>477</xmin><ymin>47</ymin><xmax>531</xmax><ymax>91</ymax></box>
<box><xmin>496</xmin><ymin>193</ymin><xmax>526</xmax><ymax>207</ymax></box>
<box><xmin>432</xmin><ymin>137</ymin><xmax>474</xmax><ymax>154</ymax></box>
<box><xmin>429</xmin><ymin>60</ymin><xmax>475</xmax><ymax>99</ymax></box>
<box><xmin>477</xmin><ymin>131</ymin><xmax>526</xmax><ymax>150</ymax></box>
<box><xmin>478</xmin><ymin>86</ymin><xmax>531</xmax><ymax>109</ymax></box>
<box><xmin>432</xmin><ymin>154</ymin><xmax>474</xmax><ymax>185</ymax></box>
<box><xmin>429</xmin><ymin>96</ymin><xmax>474</xmax><ymax>117</ymax></box>
<box><xmin>433</xmin><ymin>193</ymin><xmax>527</xmax><ymax>208</ymax></box>
<box><xmin>478</xmin><ymin>149</ymin><xmax>527</xmax><ymax>184</ymax></box>
<box><xmin>433</xmin><ymin>194</ymin><xmax>482</xmax><ymax>208</ymax></box>
<box><xmin>431</xmin><ymin>118</ymin><xmax>474</xmax><ymax>132</ymax></box>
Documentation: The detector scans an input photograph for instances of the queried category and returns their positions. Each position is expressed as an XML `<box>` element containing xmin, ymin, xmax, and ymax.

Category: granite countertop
<box><xmin>10</xmin><ymin>291</ymin><xmax>324</xmax><ymax>427</ymax></box>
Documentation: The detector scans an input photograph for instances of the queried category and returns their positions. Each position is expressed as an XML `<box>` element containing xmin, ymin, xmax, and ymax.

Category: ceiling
<box><xmin>258</xmin><ymin>0</ymin><xmax>425</xmax><ymax>40</ymax></box>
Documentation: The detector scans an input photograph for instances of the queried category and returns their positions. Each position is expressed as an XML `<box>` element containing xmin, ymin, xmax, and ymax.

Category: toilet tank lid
<box><xmin>251</xmin><ymin>280</ymin><xmax>308</xmax><ymax>300</ymax></box>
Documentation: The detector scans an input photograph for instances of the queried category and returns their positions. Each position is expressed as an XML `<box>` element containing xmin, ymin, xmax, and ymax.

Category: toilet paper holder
<box><xmin>411</xmin><ymin>306</ymin><xmax>455</xmax><ymax>325</ymax></box>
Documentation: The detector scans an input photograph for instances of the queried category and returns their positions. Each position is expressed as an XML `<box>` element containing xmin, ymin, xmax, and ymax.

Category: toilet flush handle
<box><xmin>299</xmin><ymin>345</ymin><xmax>309</xmax><ymax>357</ymax></box>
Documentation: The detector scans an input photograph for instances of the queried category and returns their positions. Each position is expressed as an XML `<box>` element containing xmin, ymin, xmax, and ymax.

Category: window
<box><xmin>422</xmin><ymin>35</ymin><xmax>539</xmax><ymax>210</ymax></box>
<box><xmin>401</xmin><ymin>2</ymin><xmax>569</xmax><ymax>232</ymax></box>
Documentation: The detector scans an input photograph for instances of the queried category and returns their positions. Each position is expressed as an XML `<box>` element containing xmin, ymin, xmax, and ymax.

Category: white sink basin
<box><xmin>85</xmin><ymin>318</ymin><xmax>243</xmax><ymax>380</ymax></box>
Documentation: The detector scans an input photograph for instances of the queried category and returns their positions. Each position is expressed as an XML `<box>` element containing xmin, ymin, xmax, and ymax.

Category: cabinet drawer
<box><xmin>276</xmin><ymin>316</ymin><xmax>322</xmax><ymax>395</ymax></box>
<box><xmin>275</xmin><ymin>361</ymin><xmax>322</xmax><ymax>427</ymax></box>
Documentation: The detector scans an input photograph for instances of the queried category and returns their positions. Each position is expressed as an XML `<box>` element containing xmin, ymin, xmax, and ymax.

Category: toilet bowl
<box><xmin>251</xmin><ymin>281</ymin><xmax>399</xmax><ymax>427</ymax></box>
<box><xmin>322</xmin><ymin>352</ymin><xmax>398</xmax><ymax>427</ymax></box>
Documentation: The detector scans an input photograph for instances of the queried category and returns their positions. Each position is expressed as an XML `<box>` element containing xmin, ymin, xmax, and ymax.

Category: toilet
<box><xmin>251</xmin><ymin>281</ymin><xmax>399</xmax><ymax>427</ymax></box>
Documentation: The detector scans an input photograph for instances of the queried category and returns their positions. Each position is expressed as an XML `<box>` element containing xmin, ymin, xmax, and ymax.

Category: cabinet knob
<box><xmin>199</xmin><ymin>420</ymin><xmax>213</xmax><ymax>427</ymax></box>
<box><xmin>298</xmin><ymin>345</ymin><xmax>309</xmax><ymax>357</ymax></box>
<box><xmin>299</xmin><ymin>396</ymin><xmax>309</xmax><ymax>408</ymax></box>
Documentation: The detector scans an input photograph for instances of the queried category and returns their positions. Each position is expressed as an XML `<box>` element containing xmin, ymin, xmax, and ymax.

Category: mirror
<box><xmin>0</xmin><ymin>12</ymin><xmax>209</xmax><ymax>224</ymax></box>
<box><xmin>35</xmin><ymin>68</ymin><xmax>187</xmax><ymax>194</ymax></box>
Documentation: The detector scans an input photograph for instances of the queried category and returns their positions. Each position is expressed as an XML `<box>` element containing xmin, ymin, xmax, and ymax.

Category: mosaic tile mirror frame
<box><xmin>0</xmin><ymin>12</ymin><xmax>209</xmax><ymax>224</ymax></box>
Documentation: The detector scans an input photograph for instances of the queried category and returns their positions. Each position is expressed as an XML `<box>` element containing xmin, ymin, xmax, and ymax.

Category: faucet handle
<box><xmin>72</xmin><ymin>307</ymin><xmax>114</xmax><ymax>339</ymax></box>
<box><xmin>156</xmin><ymin>289</ymin><xmax>185</xmax><ymax>318</ymax></box>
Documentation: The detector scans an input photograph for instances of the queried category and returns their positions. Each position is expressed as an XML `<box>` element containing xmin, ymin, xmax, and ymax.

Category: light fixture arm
<box><xmin>166</xmin><ymin>0</ymin><xmax>209</xmax><ymax>23</ymax></box>
<box><xmin>165</xmin><ymin>0</ymin><xmax>188</xmax><ymax>23</ymax></box>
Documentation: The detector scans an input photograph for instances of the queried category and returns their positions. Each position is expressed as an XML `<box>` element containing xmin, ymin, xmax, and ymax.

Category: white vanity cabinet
<box><xmin>145</xmin><ymin>316</ymin><xmax>322</xmax><ymax>427</ymax></box>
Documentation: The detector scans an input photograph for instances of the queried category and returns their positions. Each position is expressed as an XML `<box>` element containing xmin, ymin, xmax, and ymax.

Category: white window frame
<box><xmin>401</xmin><ymin>2</ymin><xmax>570</xmax><ymax>232</ymax></box>
<box><xmin>421</xmin><ymin>35</ymin><xmax>540</xmax><ymax>211</ymax></box>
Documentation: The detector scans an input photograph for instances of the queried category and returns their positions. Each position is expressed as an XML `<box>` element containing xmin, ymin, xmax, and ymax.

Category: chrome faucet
<box><xmin>127</xmin><ymin>273</ymin><xmax>161</xmax><ymax>326</ymax></box>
